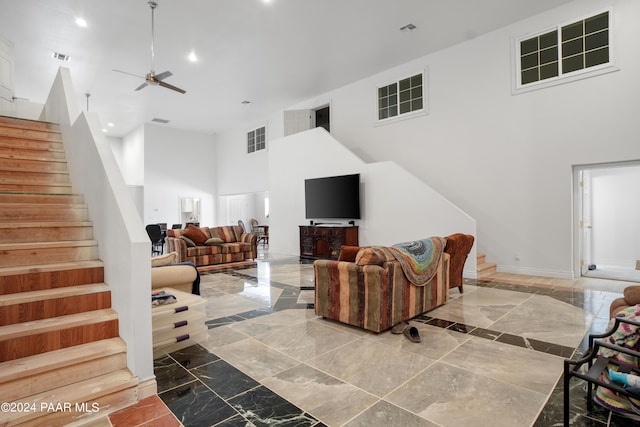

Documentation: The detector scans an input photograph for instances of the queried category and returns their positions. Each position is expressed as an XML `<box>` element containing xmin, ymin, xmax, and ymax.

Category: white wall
<box><xmin>143</xmin><ymin>124</ymin><xmax>216</xmax><ymax>226</ymax></box>
<box><xmin>268</xmin><ymin>128</ymin><xmax>476</xmax><ymax>274</ymax></box>
<box><xmin>121</xmin><ymin>126</ymin><xmax>145</xmax><ymax>186</ymax></box>
<box><xmin>216</xmin><ymin>0</ymin><xmax>640</xmax><ymax>278</ymax></box>
<box><xmin>591</xmin><ymin>165</ymin><xmax>640</xmax><ymax>268</ymax></box>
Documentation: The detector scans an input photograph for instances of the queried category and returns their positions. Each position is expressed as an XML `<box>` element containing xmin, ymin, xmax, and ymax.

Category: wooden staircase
<box><xmin>477</xmin><ymin>253</ymin><xmax>497</xmax><ymax>278</ymax></box>
<box><xmin>0</xmin><ymin>116</ymin><xmax>138</xmax><ymax>426</ymax></box>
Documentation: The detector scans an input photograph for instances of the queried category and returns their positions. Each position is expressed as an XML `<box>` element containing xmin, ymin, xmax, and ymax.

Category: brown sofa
<box><xmin>314</xmin><ymin>242</ymin><xmax>450</xmax><ymax>333</ymax></box>
<box><xmin>165</xmin><ymin>224</ymin><xmax>257</xmax><ymax>268</ymax></box>
<box><xmin>444</xmin><ymin>233</ymin><xmax>475</xmax><ymax>293</ymax></box>
<box><xmin>610</xmin><ymin>286</ymin><xmax>640</xmax><ymax>318</ymax></box>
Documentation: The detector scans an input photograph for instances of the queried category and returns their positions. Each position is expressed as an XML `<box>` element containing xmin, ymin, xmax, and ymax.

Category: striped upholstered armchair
<box><xmin>314</xmin><ymin>245</ymin><xmax>450</xmax><ymax>333</ymax></box>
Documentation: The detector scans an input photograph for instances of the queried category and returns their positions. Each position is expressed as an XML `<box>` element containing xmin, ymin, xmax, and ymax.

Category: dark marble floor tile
<box><xmin>207</xmin><ymin>317</ymin><xmax>239</xmax><ymax>328</ymax></box>
<box><xmin>236</xmin><ymin>308</ymin><xmax>274</xmax><ymax>319</ymax></box>
<box><xmin>426</xmin><ymin>318</ymin><xmax>456</xmax><ymax>328</ymax></box>
<box><xmin>273</xmin><ymin>296</ymin><xmax>303</xmax><ymax>311</ymax></box>
<box><xmin>214</xmin><ymin>414</ymin><xmax>255</xmax><ymax>426</ymax></box>
<box><xmin>191</xmin><ymin>359</ymin><xmax>260</xmax><ymax>400</ymax></box>
<box><xmin>413</xmin><ymin>314</ymin><xmax>433</xmax><ymax>324</ymax></box>
<box><xmin>496</xmin><ymin>332</ymin><xmax>528</xmax><ymax>348</ymax></box>
<box><xmin>154</xmin><ymin>355</ymin><xmax>197</xmax><ymax>393</ymax></box>
<box><xmin>610</xmin><ymin>412</ymin><xmax>640</xmax><ymax>426</ymax></box>
<box><xmin>161</xmin><ymin>381</ymin><xmax>239</xmax><ymax>427</ymax></box>
<box><xmin>170</xmin><ymin>344</ymin><xmax>220</xmax><ymax>370</ymax></box>
<box><xmin>536</xmin><ymin>376</ymin><xmax>611</xmax><ymax>426</ymax></box>
<box><xmin>469</xmin><ymin>327</ymin><xmax>501</xmax><ymax>340</ymax></box>
<box><xmin>527</xmin><ymin>337</ymin><xmax>575</xmax><ymax>358</ymax></box>
<box><xmin>448</xmin><ymin>322</ymin><xmax>475</xmax><ymax>333</ymax></box>
<box><xmin>228</xmin><ymin>386</ymin><xmax>317</xmax><ymax>427</ymax></box>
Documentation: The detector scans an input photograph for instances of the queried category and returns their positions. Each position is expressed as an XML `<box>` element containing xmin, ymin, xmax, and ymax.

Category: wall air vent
<box><xmin>51</xmin><ymin>52</ymin><xmax>71</xmax><ymax>61</ymax></box>
<box><xmin>151</xmin><ymin>118</ymin><xmax>170</xmax><ymax>124</ymax></box>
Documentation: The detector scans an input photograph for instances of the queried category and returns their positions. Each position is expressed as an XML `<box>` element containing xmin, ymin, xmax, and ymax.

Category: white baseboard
<box><xmin>137</xmin><ymin>378</ymin><xmax>158</xmax><ymax>400</ymax></box>
<box><xmin>495</xmin><ymin>265</ymin><xmax>574</xmax><ymax>279</ymax></box>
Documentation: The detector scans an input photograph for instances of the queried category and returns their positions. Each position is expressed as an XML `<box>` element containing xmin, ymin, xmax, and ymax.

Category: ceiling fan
<box><xmin>113</xmin><ymin>1</ymin><xmax>186</xmax><ymax>94</ymax></box>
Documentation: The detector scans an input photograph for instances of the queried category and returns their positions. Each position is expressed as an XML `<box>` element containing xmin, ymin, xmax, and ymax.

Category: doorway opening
<box><xmin>573</xmin><ymin>160</ymin><xmax>640</xmax><ymax>282</ymax></box>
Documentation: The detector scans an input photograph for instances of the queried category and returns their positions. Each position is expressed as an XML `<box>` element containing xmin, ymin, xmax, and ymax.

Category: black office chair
<box><xmin>146</xmin><ymin>224</ymin><xmax>164</xmax><ymax>255</ymax></box>
<box><xmin>171</xmin><ymin>223</ymin><xmax>182</xmax><ymax>229</ymax></box>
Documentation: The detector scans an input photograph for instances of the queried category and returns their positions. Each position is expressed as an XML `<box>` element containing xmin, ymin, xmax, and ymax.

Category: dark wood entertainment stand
<box><xmin>299</xmin><ymin>225</ymin><xmax>359</xmax><ymax>260</ymax></box>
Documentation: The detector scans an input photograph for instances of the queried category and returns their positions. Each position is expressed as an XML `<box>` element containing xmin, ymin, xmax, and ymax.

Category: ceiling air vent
<box><xmin>151</xmin><ymin>118</ymin><xmax>170</xmax><ymax>124</ymax></box>
<box><xmin>52</xmin><ymin>52</ymin><xmax>71</xmax><ymax>61</ymax></box>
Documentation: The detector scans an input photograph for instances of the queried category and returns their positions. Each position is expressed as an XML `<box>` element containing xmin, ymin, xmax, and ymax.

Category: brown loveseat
<box><xmin>314</xmin><ymin>241</ymin><xmax>450</xmax><ymax>333</ymax></box>
<box><xmin>165</xmin><ymin>224</ymin><xmax>257</xmax><ymax>268</ymax></box>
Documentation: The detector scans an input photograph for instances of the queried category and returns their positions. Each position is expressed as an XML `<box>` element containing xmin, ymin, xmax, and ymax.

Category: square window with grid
<box><xmin>378</xmin><ymin>73</ymin><xmax>423</xmax><ymax>121</ymax></box>
<box><xmin>247</xmin><ymin>126</ymin><xmax>266</xmax><ymax>153</ymax></box>
<box><xmin>517</xmin><ymin>11</ymin><xmax>610</xmax><ymax>88</ymax></box>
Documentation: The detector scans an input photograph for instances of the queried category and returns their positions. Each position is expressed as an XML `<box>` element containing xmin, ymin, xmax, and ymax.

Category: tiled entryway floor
<box><xmin>153</xmin><ymin>251</ymin><xmax>640</xmax><ymax>426</ymax></box>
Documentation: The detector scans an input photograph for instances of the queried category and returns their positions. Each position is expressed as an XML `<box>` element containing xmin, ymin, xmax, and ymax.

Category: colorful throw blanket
<box><xmin>388</xmin><ymin>237</ymin><xmax>445</xmax><ymax>286</ymax></box>
<box><xmin>594</xmin><ymin>305</ymin><xmax>640</xmax><ymax>419</ymax></box>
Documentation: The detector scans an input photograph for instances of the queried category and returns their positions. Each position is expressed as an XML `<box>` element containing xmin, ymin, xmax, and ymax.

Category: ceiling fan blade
<box><xmin>154</xmin><ymin>71</ymin><xmax>173</xmax><ymax>81</ymax></box>
<box><xmin>113</xmin><ymin>69</ymin><xmax>144</xmax><ymax>79</ymax></box>
<box><xmin>157</xmin><ymin>80</ymin><xmax>186</xmax><ymax>94</ymax></box>
<box><xmin>134</xmin><ymin>82</ymin><xmax>149</xmax><ymax>91</ymax></box>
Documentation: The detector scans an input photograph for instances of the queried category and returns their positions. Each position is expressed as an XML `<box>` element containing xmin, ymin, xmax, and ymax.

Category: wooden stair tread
<box><xmin>0</xmin><ymin>308</ymin><xmax>117</xmax><ymax>341</ymax></box>
<box><xmin>477</xmin><ymin>262</ymin><xmax>497</xmax><ymax>271</ymax></box>
<box><xmin>0</xmin><ymin>116</ymin><xmax>60</xmax><ymax>131</ymax></box>
<box><xmin>0</xmin><ymin>193</ymin><xmax>83</xmax><ymax>203</ymax></box>
<box><xmin>0</xmin><ymin>283</ymin><xmax>109</xmax><ymax>306</ymax></box>
<box><xmin>0</xmin><ymin>240</ymin><xmax>98</xmax><ymax>250</ymax></box>
<box><xmin>0</xmin><ymin>369</ymin><xmax>137</xmax><ymax>425</ymax></box>
<box><xmin>0</xmin><ymin>221</ymin><xmax>92</xmax><ymax>229</ymax></box>
<box><xmin>0</xmin><ymin>337</ymin><xmax>126</xmax><ymax>384</ymax></box>
<box><xmin>0</xmin><ymin>260</ymin><xmax>104</xmax><ymax>277</ymax></box>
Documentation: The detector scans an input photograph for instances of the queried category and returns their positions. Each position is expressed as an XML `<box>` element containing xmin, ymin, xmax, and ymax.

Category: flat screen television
<box><xmin>304</xmin><ymin>173</ymin><xmax>361</xmax><ymax>220</ymax></box>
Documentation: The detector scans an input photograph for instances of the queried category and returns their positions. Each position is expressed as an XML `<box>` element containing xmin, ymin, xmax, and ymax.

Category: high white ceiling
<box><xmin>0</xmin><ymin>0</ymin><xmax>575</xmax><ymax>137</ymax></box>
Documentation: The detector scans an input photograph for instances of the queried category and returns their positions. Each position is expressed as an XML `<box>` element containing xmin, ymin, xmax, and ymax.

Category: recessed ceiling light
<box><xmin>52</xmin><ymin>52</ymin><xmax>71</xmax><ymax>62</ymax></box>
<box><xmin>75</xmin><ymin>17</ymin><xmax>88</xmax><ymax>27</ymax></box>
<box><xmin>102</xmin><ymin>128</ymin><xmax>107</xmax><ymax>133</ymax></box>
<box><xmin>188</xmin><ymin>51</ymin><xmax>198</xmax><ymax>62</ymax></box>
<box><xmin>107</xmin><ymin>122</ymin><xmax>114</xmax><ymax>127</ymax></box>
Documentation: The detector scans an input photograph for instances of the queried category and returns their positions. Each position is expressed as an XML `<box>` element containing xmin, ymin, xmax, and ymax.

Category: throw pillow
<box><xmin>338</xmin><ymin>245</ymin><xmax>361</xmax><ymax>262</ymax></box>
<box><xmin>183</xmin><ymin>224</ymin><xmax>209</xmax><ymax>245</ymax></box>
<box><xmin>151</xmin><ymin>251</ymin><xmax>177</xmax><ymax>267</ymax></box>
<box><xmin>180</xmin><ymin>236</ymin><xmax>196</xmax><ymax>247</ymax></box>
<box><xmin>355</xmin><ymin>247</ymin><xmax>386</xmax><ymax>266</ymax></box>
<box><xmin>205</xmin><ymin>237</ymin><xmax>224</xmax><ymax>246</ymax></box>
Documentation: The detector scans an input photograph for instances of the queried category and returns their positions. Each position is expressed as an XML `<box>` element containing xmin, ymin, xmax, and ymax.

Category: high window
<box><xmin>247</xmin><ymin>126</ymin><xmax>266</xmax><ymax>153</ymax></box>
<box><xmin>377</xmin><ymin>72</ymin><xmax>424</xmax><ymax>122</ymax></box>
<box><xmin>516</xmin><ymin>10</ymin><xmax>612</xmax><ymax>91</ymax></box>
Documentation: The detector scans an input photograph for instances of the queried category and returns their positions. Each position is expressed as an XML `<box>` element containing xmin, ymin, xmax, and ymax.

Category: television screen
<box><xmin>305</xmin><ymin>174</ymin><xmax>361</xmax><ymax>220</ymax></box>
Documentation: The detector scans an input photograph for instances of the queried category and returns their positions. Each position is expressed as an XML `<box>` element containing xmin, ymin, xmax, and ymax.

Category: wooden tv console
<box><xmin>299</xmin><ymin>225</ymin><xmax>359</xmax><ymax>260</ymax></box>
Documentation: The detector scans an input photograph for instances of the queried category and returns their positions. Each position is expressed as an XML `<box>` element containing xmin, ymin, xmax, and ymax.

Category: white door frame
<box><xmin>573</xmin><ymin>160</ymin><xmax>640</xmax><ymax>278</ymax></box>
